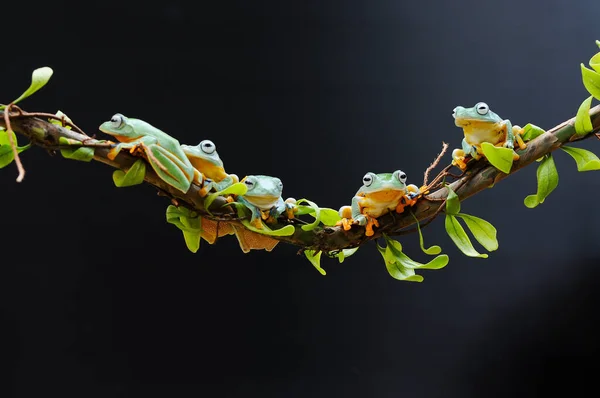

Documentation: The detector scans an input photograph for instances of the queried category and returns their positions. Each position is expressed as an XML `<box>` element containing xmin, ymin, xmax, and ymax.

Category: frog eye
<box><xmin>244</xmin><ymin>178</ymin><xmax>255</xmax><ymax>190</ymax></box>
<box><xmin>475</xmin><ymin>102</ymin><xmax>489</xmax><ymax>115</ymax></box>
<box><xmin>199</xmin><ymin>139</ymin><xmax>216</xmax><ymax>154</ymax></box>
<box><xmin>394</xmin><ymin>170</ymin><xmax>407</xmax><ymax>183</ymax></box>
<box><xmin>109</xmin><ymin>113</ymin><xmax>125</xmax><ymax>129</ymax></box>
<box><xmin>362</xmin><ymin>173</ymin><xmax>374</xmax><ymax>187</ymax></box>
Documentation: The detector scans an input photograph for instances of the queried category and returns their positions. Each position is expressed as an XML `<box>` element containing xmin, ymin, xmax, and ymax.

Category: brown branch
<box><xmin>2</xmin><ymin>105</ymin><xmax>600</xmax><ymax>253</ymax></box>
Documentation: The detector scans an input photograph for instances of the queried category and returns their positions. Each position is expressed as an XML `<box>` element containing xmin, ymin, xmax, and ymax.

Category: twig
<box><xmin>2</xmin><ymin>105</ymin><xmax>26</xmax><ymax>182</ymax></box>
<box><xmin>423</xmin><ymin>142</ymin><xmax>449</xmax><ymax>187</ymax></box>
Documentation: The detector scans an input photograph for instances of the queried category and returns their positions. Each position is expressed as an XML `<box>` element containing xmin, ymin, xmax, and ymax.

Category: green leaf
<box><xmin>521</xmin><ymin>123</ymin><xmax>546</xmax><ymax>141</ymax></box>
<box><xmin>166</xmin><ymin>205</ymin><xmax>202</xmax><ymax>253</ymax></box>
<box><xmin>333</xmin><ymin>247</ymin><xmax>359</xmax><ymax>263</ymax></box>
<box><xmin>590</xmin><ymin>48</ymin><xmax>600</xmax><ymax>73</ymax></box>
<box><xmin>376</xmin><ymin>242</ymin><xmax>423</xmax><ymax>282</ymax></box>
<box><xmin>296</xmin><ymin>198</ymin><xmax>321</xmax><ymax>231</ymax></box>
<box><xmin>319</xmin><ymin>208</ymin><xmax>342</xmax><ymax>226</ymax></box>
<box><xmin>0</xmin><ymin>130</ymin><xmax>31</xmax><ymax>168</ymax></box>
<box><xmin>240</xmin><ymin>218</ymin><xmax>296</xmax><ymax>237</ymax></box>
<box><xmin>456</xmin><ymin>213</ymin><xmax>498</xmax><ymax>252</ymax></box>
<box><xmin>574</xmin><ymin>96</ymin><xmax>594</xmax><ymax>136</ymax></box>
<box><xmin>384</xmin><ymin>235</ymin><xmax>448</xmax><ymax>270</ymax></box>
<box><xmin>204</xmin><ymin>182</ymin><xmax>247</xmax><ymax>214</ymax></box>
<box><xmin>11</xmin><ymin>67</ymin><xmax>54</xmax><ymax>105</ymax></box>
<box><xmin>480</xmin><ymin>142</ymin><xmax>514</xmax><ymax>174</ymax></box>
<box><xmin>112</xmin><ymin>158</ymin><xmax>146</xmax><ymax>187</ymax></box>
<box><xmin>58</xmin><ymin>136</ymin><xmax>95</xmax><ymax>162</ymax></box>
<box><xmin>523</xmin><ymin>195</ymin><xmax>539</xmax><ymax>208</ymax></box>
<box><xmin>410</xmin><ymin>211</ymin><xmax>441</xmax><ymax>255</ymax></box>
<box><xmin>444</xmin><ymin>215</ymin><xmax>488</xmax><ymax>258</ymax></box>
<box><xmin>535</xmin><ymin>154</ymin><xmax>559</xmax><ymax>204</ymax></box>
<box><xmin>581</xmin><ymin>63</ymin><xmax>600</xmax><ymax>100</ymax></box>
<box><xmin>305</xmin><ymin>250</ymin><xmax>326</xmax><ymax>275</ymax></box>
<box><xmin>561</xmin><ymin>146</ymin><xmax>600</xmax><ymax>171</ymax></box>
<box><xmin>445</xmin><ymin>185</ymin><xmax>460</xmax><ymax>215</ymax></box>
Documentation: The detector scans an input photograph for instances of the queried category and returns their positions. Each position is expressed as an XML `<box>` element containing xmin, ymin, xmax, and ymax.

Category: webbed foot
<box><xmin>364</xmin><ymin>216</ymin><xmax>379</xmax><ymax>237</ymax></box>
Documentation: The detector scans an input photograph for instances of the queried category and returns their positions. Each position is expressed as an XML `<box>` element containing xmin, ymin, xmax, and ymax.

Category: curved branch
<box><xmin>2</xmin><ymin>106</ymin><xmax>600</xmax><ymax>252</ymax></box>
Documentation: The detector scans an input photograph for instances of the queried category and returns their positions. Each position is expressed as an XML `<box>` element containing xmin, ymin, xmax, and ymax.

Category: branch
<box><xmin>2</xmin><ymin>106</ymin><xmax>600</xmax><ymax>253</ymax></box>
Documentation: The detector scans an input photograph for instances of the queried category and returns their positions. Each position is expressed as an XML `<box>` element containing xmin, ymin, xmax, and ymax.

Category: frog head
<box><xmin>241</xmin><ymin>175</ymin><xmax>283</xmax><ymax>210</ymax></box>
<box><xmin>358</xmin><ymin>170</ymin><xmax>407</xmax><ymax>201</ymax></box>
<box><xmin>99</xmin><ymin>113</ymin><xmax>141</xmax><ymax>138</ymax></box>
<box><xmin>181</xmin><ymin>140</ymin><xmax>224</xmax><ymax>168</ymax></box>
<box><xmin>452</xmin><ymin>102</ymin><xmax>502</xmax><ymax>128</ymax></box>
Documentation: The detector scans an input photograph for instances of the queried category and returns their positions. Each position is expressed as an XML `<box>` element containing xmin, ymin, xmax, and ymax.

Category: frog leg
<box><xmin>284</xmin><ymin>198</ymin><xmax>298</xmax><ymax>219</ymax></box>
<box><xmin>144</xmin><ymin>145</ymin><xmax>194</xmax><ymax>193</ymax></box>
<box><xmin>452</xmin><ymin>148</ymin><xmax>469</xmax><ymax>170</ymax></box>
<box><xmin>211</xmin><ymin>175</ymin><xmax>235</xmax><ymax>192</ymax></box>
<box><xmin>107</xmin><ymin>136</ymin><xmax>156</xmax><ymax>161</ymax></box>
<box><xmin>364</xmin><ymin>216</ymin><xmax>379</xmax><ymax>237</ymax></box>
<box><xmin>502</xmin><ymin>120</ymin><xmax>516</xmax><ymax>150</ymax></box>
<box><xmin>336</xmin><ymin>206</ymin><xmax>354</xmax><ymax>230</ymax></box>
<box><xmin>512</xmin><ymin>124</ymin><xmax>527</xmax><ymax>150</ymax></box>
<box><xmin>237</xmin><ymin>196</ymin><xmax>265</xmax><ymax>229</ymax></box>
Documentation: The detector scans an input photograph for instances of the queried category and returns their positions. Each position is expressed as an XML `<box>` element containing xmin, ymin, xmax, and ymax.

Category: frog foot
<box><xmin>285</xmin><ymin>198</ymin><xmax>298</xmax><ymax>219</ymax></box>
<box><xmin>451</xmin><ymin>149</ymin><xmax>469</xmax><ymax>170</ymax></box>
<box><xmin>364</xmin><ymin>216</ymin><xmax>379</xmax><ymax>237</ymax></box>
<box><xmin>250</xmin><ymin>218</ymin><xmax>264</xmax><ymax>229</ymax></box>
<box><xmin>514</xmin><ymin>126</ymin><xmax>527</xmax><ymax>150</ymax></box>
<box><xmin>512</xmin><ymin>152</ymin><xmax>520</xmax><ymax>161</ymax></box>
<box><xmin>335</xmin><ymin>217</ymin><xmax>355</xmax><ymax>231</ymax></box>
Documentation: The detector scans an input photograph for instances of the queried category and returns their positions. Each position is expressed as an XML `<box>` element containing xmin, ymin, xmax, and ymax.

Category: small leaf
<box><xmin>166</xmin><ymin>205</ymin><xmax>202</xmax><ymax>253</ymax></box>
<box><xmin>296</xmin><ymin>198</ymin><xmax>321</xmax><ymax>231</ymax></box>
<box><xmin>204</xmin><ymin>182</ymin><xmax>247</xmax><ymax>214</ymax></box>
<box><xmin>384</xmin><ymin>235</ymin><xmax>448</xmax><ymax>270</ymax></box>
<box><xmin>445</xmin><ymin>185</ymin><xmax>460</xmax><ymax>215</ymax></box>
<box><xmin>590</xmin><ymin>48</ymin><xmax>600</xmax><ymax>73</ymax></box>
<box><xmin>481</xmin><ymin>142</ymin><xmax>514</xmax><ymax>174</ymax></box>
<box><xmin>49</xmin><ymin>110</ymin><xmax>73</xmax><ymax>129</ymax></box>
<box><xmin>333</xmin><ymin>247</ymin><xmax>359</xmax><ymax>263</ymax></box>
<box><xmin>376</xmin><ymin>242</ymin><xmax>423</xmax><ymax>282</ymax></box>
<box><xmin>535</xmin><ymin>154</ymin><xmax>559</xmax><ymax>204</ymax></box>
<box><xmin>0</xmin><ymin>130</ymin><xmax>30</xmax><ymax>168</ymax></box>
<box><xmin>561</xmin><ymin>145</ymin><xmax>600</xmax><ymax>171</ymax></box>
<box><xmin>58</xmin><ymin>136</ymin><xmax>95</xmax><ymax>162</ymax></box>
<box><xmin>521</xmin><ymin>123</ymin><xmax>546</xmax><ymax>141</ymax></box>
<box><xmin>411</xmin><ymin>211</ymin><xmax>441</xmax><ymax>255</ymax></box>
<box><xmin>305</xmin><ymin>250</ymin><xmax>326</xmax><ymax>275</ymax></box>
<box><xmin>112</xmin><ymin>159</ymin><xmax>147</xmax><ymax>187</ymax></box>
<box><xmin>581</xmin><ymin>63</ymin><xmax>600</xmax><ymax>100</ymax></box>
<box><xmin>12</xmin><ymin>67</ymin><xmax>54</xmax><ymax>105</ymax></box>
<box><xmin>240</xmin><ymin>219</ymin><xmax>296</xmax><ymax>237</ymax></box>
<box><xmin>456</xmin><ymin>213</ymin><xmax>498</xmax><ymax>252</ymax></box>
<box><xmin>319</xmin><ymin>208</ymin><xmax>342</xmax><ymax>226</ymax></box>
<box><xmin>574</xmin><ymin>96</ymin><xmax>594</xmax><ymax>136</ymax></box>
<box><xmin>444</xmin><ymin>215</ymin><xmax>488</xmax><ymax>258</ymax></box>
<box><xmin>524</xmin><ymin>194</ymin><xmax>540</xmax><ymax>208</ymax></box>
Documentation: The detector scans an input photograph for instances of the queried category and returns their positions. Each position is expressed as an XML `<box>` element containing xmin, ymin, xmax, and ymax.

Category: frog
<box><xmin>236</xmin><ymin>175</ymin><xmax>296</xmax><ymax>229</ymax></box>
<box><xmin>99</xmin><ymin>113</ymin><xmax>201</xmax><ymax>194</ymax></box>
<box><xmin>337</xmin><ymin>170</ymin><xmax>420</xmax><ymax>237</ymax></box>
<box><xmin>181</xmin><ymin>140</ymin><xmax>239</xmax><ymax>196</ymax></box>
<box><xmin>451</xmin><ymin>102</ymin><xmax>527</xmax><ymax>170</ymax></box>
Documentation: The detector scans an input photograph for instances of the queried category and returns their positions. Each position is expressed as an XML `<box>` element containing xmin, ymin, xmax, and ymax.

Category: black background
<box><xmin>2</xmin><ymin>1</ymin><xmax>600</xmax><ymax>397</ymax></box>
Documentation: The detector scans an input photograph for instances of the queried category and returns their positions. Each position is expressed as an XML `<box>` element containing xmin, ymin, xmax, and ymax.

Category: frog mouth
<box><xmin>243</xmin><ymin>195</ymin><xmax>280</xmax><ymax>209</ymax></box>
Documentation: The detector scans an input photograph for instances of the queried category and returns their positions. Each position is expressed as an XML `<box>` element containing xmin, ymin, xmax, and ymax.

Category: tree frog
<box><xmin>451</xmin><ymin>102</ymin><xmax>527</xmax><ymax>170</ymax></box>
<box><xmin>99</xmin><ymin>114</ymin><xmax>201</xmax><ymax>193</ymax></box>
<box><xmin>181</xmin><ymin>140</ymin><xmax>239</xmax><ymax>196</ymax></box>
<box><xmin>337</xmin><ymin>170</ymin><xmax>420</xmax><ymax>237</ymax></box>
<box><xmin>236</xmin><ymin>175</ymin><xmax>295</xmax><ymax>229</ymax></box>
